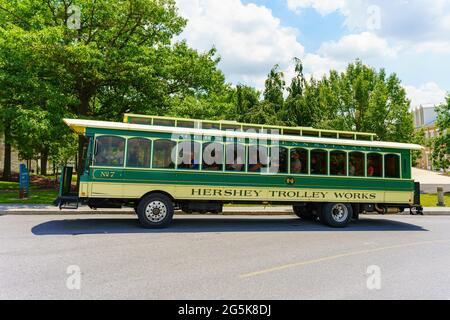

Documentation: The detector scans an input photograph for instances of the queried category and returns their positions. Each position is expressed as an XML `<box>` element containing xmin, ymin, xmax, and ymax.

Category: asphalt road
<box><xmin>1</xmin><ymin>213</ymin><xmax>450</xmax><ymax>300</ymax></box>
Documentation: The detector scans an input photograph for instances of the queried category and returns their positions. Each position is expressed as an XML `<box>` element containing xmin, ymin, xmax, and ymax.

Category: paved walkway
<box><xmin>412</xmin><ymin>168</ymin><xmax>450</xmax><ymax>193</ymax></box>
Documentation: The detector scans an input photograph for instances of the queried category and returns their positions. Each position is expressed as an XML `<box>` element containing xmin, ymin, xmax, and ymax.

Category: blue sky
<box><xmin>176</xmin><ymin>0</ymin><xmax>450</xmax><ymax>107</ymax></box>
<box><xmin>242</xmin><ymin>0</ymin><xmax>347</xmax><ymax>52</ymax></box>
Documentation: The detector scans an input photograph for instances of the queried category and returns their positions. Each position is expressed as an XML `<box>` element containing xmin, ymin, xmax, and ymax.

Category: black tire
<box><xmin>136</xmin><ymin>193</ymin><xmax>174</xmax><ymax>228</ymax></box>
<box><xmin>293</xmin><ymin>205</ymin><xmax>316</xmax><ymax>220</ymax></box>
<box><xmin>319</xmin><ymin>203</ymin><xmax>353</xmax><ymax>228</ymax></box>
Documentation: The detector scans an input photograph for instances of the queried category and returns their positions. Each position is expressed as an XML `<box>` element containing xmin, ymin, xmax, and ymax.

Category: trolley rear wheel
<box><xmin>319</xmin><ymin>203</ymin><xmax>352</xmax><ymax>228</ymax></box>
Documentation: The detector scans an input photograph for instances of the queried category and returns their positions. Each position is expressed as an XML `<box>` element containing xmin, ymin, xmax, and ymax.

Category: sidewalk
<box><xmin>0</xmin><ymin>204</ymin><xmax>449</xmax><ymax>216</ymax></box>
<box><xmin>412</xmin><ymin>168</ymin><xmax>450</xmax><ymax>193</ymax></box>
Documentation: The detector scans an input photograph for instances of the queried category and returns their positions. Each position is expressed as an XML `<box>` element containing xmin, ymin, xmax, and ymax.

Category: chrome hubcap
<box><xmin>145</xmin><ymin>201</ymin><xmax>167</xmax><ymax>223</ymax></box>
<box><xmin>331</xmin><ymin>204</ymin><xmax>348</xmax><ymax>223</ymax></box>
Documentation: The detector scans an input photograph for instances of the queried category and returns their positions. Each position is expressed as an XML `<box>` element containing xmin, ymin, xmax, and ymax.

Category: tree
<box><xmin>286</xmin><ymin>60</ymin><xmax>415</xmax><ymax>143</ymax></box>
<box><xmin>282</xmin><ymin>58</ymin><xmax>310</xmax><ymax>126</ymax></box>
<box><xmin>0</xmin><ymin>25</ymin><xmax>43</xmax><ymax>179</ymax></box>
<box><xmin>168</xmin><ymin>88</ymin><xmax>235</xmax><ymax>121</ymax></box>
<box><xmin>235</xmin><ymin>85</ymin><xmax>261</xmax><ymax>123</ymax></box>
<box><xmin>245</xmin><ymin>65</ymin><xmax>285</xmax><ymax>126</ymax></box>
<box><xmin>263</xmin><ymin>64</ymin><xmax>285</xmax><ymax>113</ymax></box>
<box><xmin>411</xmin><ymin>128</ymin><xmax>426</xmax><ymax>167</ymax></box>
<box><xmin>432</xmin><ymin>94</ymin><xmax>450</xmax><ymax>172</ymax></box>
<box><xmin>0</xmin><ymin>0</ymin><xmax>228</xmax><ymax>179</ymax></box>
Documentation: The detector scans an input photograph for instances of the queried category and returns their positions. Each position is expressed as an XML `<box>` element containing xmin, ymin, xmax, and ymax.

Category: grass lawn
<box><xmin>0</xmin><ymin>180</ymin><xmax>58</xmax><ymax>204</ymax></box>
<box><xmin>0</xmin><ymin>189</ymin><xmax>58</xmax><ymax>204</ymax></box>
<box><xmin>420</xmin><ymin>194</ymin><xmax>450</xmax><ymax>207</ymax></box>
<box><xmin>1</xmin><ymin>179</ymin><xmax>449</xmax><ymax>207</ymax></box>
<box><xmin>0</xmin><ymin>181</ymin><xmax>20</xmax><ymax>191</ymax></box>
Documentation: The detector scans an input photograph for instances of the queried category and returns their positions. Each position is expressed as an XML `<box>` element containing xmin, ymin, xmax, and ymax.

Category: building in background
<box><xmin>413</xmin><ymin>105</ymin><xmax>439</xmax><ymax>170</ymax></box>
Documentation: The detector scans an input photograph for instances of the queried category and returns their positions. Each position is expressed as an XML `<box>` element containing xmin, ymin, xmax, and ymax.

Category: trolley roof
<box><xmin>63</xmin><ymin>118</ymin><xmax>424</xmax><ymax>151</ymax></box>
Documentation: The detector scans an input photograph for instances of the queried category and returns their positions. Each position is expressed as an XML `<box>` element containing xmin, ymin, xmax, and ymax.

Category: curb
<box><xmin>0</xmin><ymin>207</ymin><xmax>293</xmax><ymax>216</ymax></box>
<box><xmin>0</xmin><ymin>211</ymin><xmax>293</xmax><ymax>216</ymax></box>
<box><xmin>1</xmin><ymin>209</ymin><xmax>449</xmax><ymax>216</ymax></box>
<box><xmin>1</xmin><ymin>205</ymin><xmax>449</xmax><ymax>216</ymax></box>
<box><xmin>421</xmin><ymin>211</ymin><xmax>450</xmax><ymax>216</ymax></box>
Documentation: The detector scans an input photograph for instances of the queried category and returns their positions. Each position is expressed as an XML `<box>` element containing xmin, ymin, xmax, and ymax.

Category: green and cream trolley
<box><xmin>57</xmin><ymin>114</ymin><xmax>424</xmax><ymax>228</ymax></box>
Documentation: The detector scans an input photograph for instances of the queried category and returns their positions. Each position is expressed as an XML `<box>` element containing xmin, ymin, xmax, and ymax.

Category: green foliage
<box><xmin>0</xmin><ymin>1</ymin><xmax>421</xmax><ymax>182</ymax></box>
<box><xmin>279</xmin><ymin>60</ymin><xmax>415</xmax><ymax>143</ymax></box>
<box><xmin>0</xmin><ymin>0</ymin><xmax>231</xmax><ymax>178</ymax></box>
<box><xmin>263</xmin><ymin>64</ymin><xmax>285</xmax><ymax>112</ymax></box>
<box><xmin>235</xmin><ymin>85</ymin><xmax>260</xmax><ymax>122</ymax></box>
<box><xmin>167</xmin><ymin>89</ymin><xmax>235</xmax><ymax>121</ymax></box>
<box><xmin>436</xmin><ymin>95</ymin><xmax>450</xmax><ymax>129</ymax></box>
<box><xmin>282</xmin><ymin>58</ymin><xmax>314</xmax><ymax>127</ymax></box>
<box><xmin>411</xmin><ymin>128</ymin><xmax>426</xmax><ymax>166</ymax></box>
<box><xmin>244</xmin><ymin>65</ymin><xmax>286</xmax><ymax>126</ymax></box>
<box><xmin>432</xmin><ymin>94</ymin><xmax>450</xmax><ymax>172</ymax></box>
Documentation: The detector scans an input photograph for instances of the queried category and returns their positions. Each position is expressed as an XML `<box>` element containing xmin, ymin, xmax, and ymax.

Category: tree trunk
<box><xmin>2</xmin><ymin>122</ymin><xmax>12</xmax><ymax>181</ymax></box>
<box><xmin>40</xmin><ymin>148</ymin><xmax>49</xmax><ymax>176</ymax></box>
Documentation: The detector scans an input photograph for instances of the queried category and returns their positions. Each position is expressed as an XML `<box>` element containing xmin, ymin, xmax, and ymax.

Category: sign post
<box><xmin>19</xmin><ymin>164</ymin><xmax>30</xmax><ymax>199</ymax></box>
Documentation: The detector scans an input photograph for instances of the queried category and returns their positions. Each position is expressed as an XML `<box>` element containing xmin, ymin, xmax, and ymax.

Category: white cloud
<box><xmin>286</xmin><ymin>0</ymin><xmax>450</xmax><ymax>55</ymax></box>
<box><xmin>302</xmin><ymin>53</ymin><xmax>345</xmax><ymax>78</ymax></box>
<box><xmin>442</xmin><ymin>14</ymin><xmax>450</xmax><ymax>31</ymax></box>
<box><xmin>414</xmin><ymin>41</ymin><xmax>450</xmax><ymax>54</ymax></box>
<box><xmin>175</xmin><ymin>0</ymin><xmax>369</xmax><ymax>89</ymax></box>
<box><xmin>404</xmin><ymin>82</ymin><xmax>447</xmax><ymax>108</ymax></box>
<box><xmin>176</xmin><ymin>0</ymin><xmax>305</xmax><ymax>89</ymax></box>
<box><xmin>319</xmin><ymin>32</ymin><xmax>399</xmax><ymax>60</ymax></box>
<box><xmin>287</xmin><ymin>0</ymin><xmax>346</xmax><ymax>15</ymax></box>
<box><xmin>176</xmin><ymin>0</ymin><xmax>449</xmax><ymax>102</ymax></box>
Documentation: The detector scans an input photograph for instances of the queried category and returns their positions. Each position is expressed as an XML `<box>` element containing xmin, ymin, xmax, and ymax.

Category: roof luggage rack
<box><xmin>123</xmin><ymin>113</ymin><xmax>377</xmax><ymax>141</ymax></box>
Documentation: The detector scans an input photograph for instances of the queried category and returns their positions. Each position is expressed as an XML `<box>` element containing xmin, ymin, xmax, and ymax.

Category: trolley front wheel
<box><xmin>136</xmin><ymin>193</ymin><xmax>174</xmax><ymax>228</ymax></box>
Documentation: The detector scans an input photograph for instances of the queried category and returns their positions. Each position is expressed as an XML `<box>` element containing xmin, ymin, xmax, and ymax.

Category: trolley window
<box><xmin>152</xmin><ymin>139</ymin><xmax>176</xmax><ymax>169</ymax></box>
<box><xmin>247</xmin><ymin>145</ymin><xmax>268</xmax><ymax>173</ymax></box>
<box><xmin>202</xmin><ymin>142</ymin><xmax>224</xmax><ymax>171</ymax></box>
<box><xmin>385</xmin><ymin>154</ymin><xmax>400</xmax><ymax>178</ymax></box>
<box><xmin>349</xmin><ymin>152</ymin><xmax>365</xmax><ymax>177</ymax></box>
<box><xmin>94</xmin><ymin>136</ymin><xmax>125</xmax><ymax>167</ymax></box>
<box><xmin>330</xmin><ymin>151</ymin><xmax>347</xmax><ymax>176</ymax></box>
<box><xmin>178</xmin><ymin>141</ymin><xmax>201</xmax><ymax>170</ymax></box>
<box><xmin>269</xmin><ymin>147</ymin><xmax>288</xmax><ymax>174</ymax></box>
<box><xmin>127</xmin><ymin>138</ymin><xmax>151</xmax><ymax>168</ymax></box>
<box><xmin>290</xmin><ymin>148</ymin><xmax>308</xmax><ymax>174</ymax></box>
<box><xmin>310</xmin><ymin>149</ymin><xmax>328</xmax><ymax>175</ymax></box>
<box><xmin>367</xmin><ymin>153</ymin><xmax>383</xmax><ymax>177</ymax></box>
<box><xmin>225</xmin><ymin>143</ymin><xmax>246</xmax><ymax>172</ymax></box>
